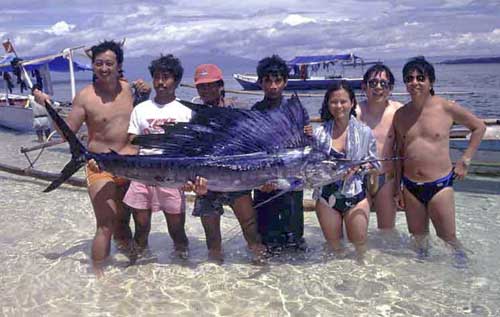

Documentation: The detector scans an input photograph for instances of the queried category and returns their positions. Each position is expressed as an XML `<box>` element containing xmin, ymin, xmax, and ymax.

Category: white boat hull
<box><xmin>0</xmin><ymin>94</ymin><xmax>33</xmax><ymax>131</ymax></box>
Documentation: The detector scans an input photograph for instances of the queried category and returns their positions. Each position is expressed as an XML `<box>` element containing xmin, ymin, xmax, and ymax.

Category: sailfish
<box><xmin>43</xmin><ymin>95</ymin><xmax>382</xmax><ymax>193</ymax></box>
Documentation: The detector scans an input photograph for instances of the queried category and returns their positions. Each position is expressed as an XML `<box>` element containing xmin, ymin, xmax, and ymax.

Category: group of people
<box><xmin>34</xmin><ymin>40</ymin><xmax>486</xmax><ymax>275</ymax></box>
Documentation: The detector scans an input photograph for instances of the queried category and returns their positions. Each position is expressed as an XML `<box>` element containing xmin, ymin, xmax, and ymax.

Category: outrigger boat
<box><xmin>233</xmin><ymin>53</ymin><xmax>377</xmax><ymax>91</ymax></box>
<box><xmin>0</xmin><ymin>47</ymin><xmax>91</xmax><ymax>131</ymax></box>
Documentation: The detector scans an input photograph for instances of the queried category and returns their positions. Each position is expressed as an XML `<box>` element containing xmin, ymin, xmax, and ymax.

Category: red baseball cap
<box><xmin>194</xmin><ymin>64</ymin><xmax>223</xmax><ymax>85</ymax></box>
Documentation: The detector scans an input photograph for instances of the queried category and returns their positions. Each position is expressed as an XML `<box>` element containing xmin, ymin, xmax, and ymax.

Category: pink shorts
<box><xmin>123</xmin><ymin>181</ymin><xmax>185</xmax><ymax>214</ymax></box>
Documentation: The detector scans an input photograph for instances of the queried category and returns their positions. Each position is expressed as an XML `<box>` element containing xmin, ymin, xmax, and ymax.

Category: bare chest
<box><xmin>369</xmin><ymin>113</ymin><xmax>394</xmax><ymax>142</ymax></box>
<box><xmin>401</xmin><ymin>108</ymin><xmax>452</xmax><ymax>142</ymax></box>
<box><xmin>359</xmin><ymin>104</ymin><xmax>396</xmax><ymax>140</ymax></box>
<box><xmin>86</xmin><ymin>96</ymin><xmax>132</xmax><ymax>130</ymax></box>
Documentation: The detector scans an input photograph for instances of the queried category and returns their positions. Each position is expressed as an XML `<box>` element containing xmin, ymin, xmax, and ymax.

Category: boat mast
<box><xmin>63</xmin><ymin>48</ymin><xmax>76</xmax><ymax>99</ymax></box>
<box><xmin>20</xmin><ymin>65</ymin><xmax>34</xmax><ymax>89</ymax></box>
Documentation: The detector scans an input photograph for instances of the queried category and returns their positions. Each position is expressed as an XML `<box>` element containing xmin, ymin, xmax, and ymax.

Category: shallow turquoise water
<box><xmin>1</xmin><ymin>127</ymin><xmax>499</xmax><ymax>316</ymax></box>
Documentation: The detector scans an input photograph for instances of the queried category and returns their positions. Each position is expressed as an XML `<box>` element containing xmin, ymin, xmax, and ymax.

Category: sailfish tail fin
<box><xmin>43</xmin><ymin>101</ymin><xmax>87</xmax><ymax>192</ymax></box>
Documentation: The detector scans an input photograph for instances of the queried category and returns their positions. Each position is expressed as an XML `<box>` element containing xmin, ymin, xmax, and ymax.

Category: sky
<box><xmin>1</xmin><ymin>0</ymin><xmax>500</xmax><ymax>62</ymax></box>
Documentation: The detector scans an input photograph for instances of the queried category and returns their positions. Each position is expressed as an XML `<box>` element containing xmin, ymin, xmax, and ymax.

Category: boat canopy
<box><xmin>287</xmin><ymin>54</ymin><xmax>362</xmax><ymax>66</ymax></box>
<box><xmin>0</xmin><ymin>53</ymin><xmax>91</xmax><ymax>73</ymax></box>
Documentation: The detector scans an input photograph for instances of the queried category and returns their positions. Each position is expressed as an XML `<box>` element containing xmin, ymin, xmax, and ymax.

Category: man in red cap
<box><xmin>194</xmin><ymin>64</ymin><xmax>228</xmax><ymax>107</ymax></box>
<box><xmin>192</xmin><ymin>64</ymin><xmax>265</xmax><ymax>263</ymax></box>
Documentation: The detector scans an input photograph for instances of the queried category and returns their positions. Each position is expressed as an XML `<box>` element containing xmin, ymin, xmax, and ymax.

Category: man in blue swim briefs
<box><xmin>393</xmin><ymin>57</ymin><xmax>486</xmax><ymax>253</ymax></box>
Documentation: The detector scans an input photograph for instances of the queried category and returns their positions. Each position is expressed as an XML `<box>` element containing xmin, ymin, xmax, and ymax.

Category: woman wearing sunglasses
<box><xmin>393</xmin><ymin>57</ymin><xmax>486</xmax><ymax>258</ymax></box>
<box><xmin>357</xmin><ymin>64</ymin><xmax>403</xmax><ymax>232</ymax></box>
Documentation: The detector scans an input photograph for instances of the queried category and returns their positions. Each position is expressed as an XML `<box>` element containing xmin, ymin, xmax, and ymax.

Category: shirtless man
<box><xmin>357</xmin><ymin>64</ymin><xmax>402</xmax><ymax>230</ymax></box>
<box><xmin>34</xmin><ymin>41</ymin><xmax>150</xmax><ymax>273</ymax></box>
<box><xmin>393</xmin><ymin>57</ymin><xmax>485</xmax><ymax>254</ymax></box>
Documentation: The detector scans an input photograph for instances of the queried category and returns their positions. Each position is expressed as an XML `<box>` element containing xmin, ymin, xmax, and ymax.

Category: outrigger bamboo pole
<box><xmin>0</xmin><ymin>162</ymin><xmax>86</xmax><ymax>187</ymax></box>
<box><xmin>20</xmin><ymin>139</ymin><xmax>67</xmax><ymax>154</ymax></box>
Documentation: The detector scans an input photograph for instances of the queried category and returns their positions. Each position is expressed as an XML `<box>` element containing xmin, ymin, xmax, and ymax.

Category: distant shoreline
<box><xmin>439</xmin><ymin>57</ymin><xmax>500</xmax><ymax>65</ymax></box>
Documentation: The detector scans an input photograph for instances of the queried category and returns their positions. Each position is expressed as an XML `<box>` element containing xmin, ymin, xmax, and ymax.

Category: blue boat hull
<box><xmin>234</xmin><ymin>75</ymin><xmax>362</xmax><ymax>91</ymax></box>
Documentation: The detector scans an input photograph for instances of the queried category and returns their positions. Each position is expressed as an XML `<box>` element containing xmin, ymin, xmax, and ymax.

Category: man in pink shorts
<box><xmin>123</xmin><ymin>54</ymin><xmax>195</xmax><ymax>258</ymax></box>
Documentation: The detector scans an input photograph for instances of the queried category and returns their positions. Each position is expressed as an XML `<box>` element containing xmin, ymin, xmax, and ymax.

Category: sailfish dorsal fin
<box><xmin>132</xmin><ymin>95</ymin><xmax>311</xmax><ymax>157</ymax></box>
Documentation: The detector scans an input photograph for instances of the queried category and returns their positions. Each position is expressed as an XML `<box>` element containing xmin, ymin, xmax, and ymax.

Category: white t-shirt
<box><xmin>129</xmin><ymin>99</ymin><xmax>192</xmax><ymax>155</ymax></box>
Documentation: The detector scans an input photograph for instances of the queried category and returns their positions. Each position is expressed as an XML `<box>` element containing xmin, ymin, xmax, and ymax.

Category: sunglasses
<box><xmin>367</xmin><ymin>79</ymin><xmax>391</xmax><ymax>89</ymax></box>
<box><xmin>404</xmin><ymin>74</ymin><xmax>426</xmax><ymax>83</ymax></box>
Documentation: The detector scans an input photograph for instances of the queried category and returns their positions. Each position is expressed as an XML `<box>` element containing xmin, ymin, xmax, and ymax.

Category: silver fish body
<box><xmin>89</xmin><ymin>146</ymin><xmax>348</xmax><ymax>191</ymax></box>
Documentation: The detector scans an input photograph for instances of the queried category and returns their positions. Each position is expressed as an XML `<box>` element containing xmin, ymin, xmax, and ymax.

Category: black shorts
<box><xmin>192</xmin><ymin>190</ymin><xmax>251</xmax><ymax>217</ymax></box>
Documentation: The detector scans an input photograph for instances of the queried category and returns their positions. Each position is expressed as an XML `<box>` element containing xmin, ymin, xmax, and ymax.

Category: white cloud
<box><xmin>457</xmin><ymin>33</ymin><xmax>476</xmax><ymax>45</ymax></box>
<box><xmin>266</xmin><ymin>28</ymin><xmax>278</xmax><ymax>37</ymax></box>
<box><xmin>404</xmin><ymin>21</ymin><xmax>419</xmax><ymax>27</ymax></box>
<box><xmin>481</xmin><ymin>28</ymin><xmax>500</xmax><ymax>44</ymax></box>
<box><xmin>283</xmin><ymin>14</ymin><xmax>316</xmax><ymax>26</ymax></box>
<box><xmin>46</xmin><ymin>21</ymin><xmax>75</xmax><ymax>35</ymax></box>
<box><xmin>442</xmin><ymin>0</ymin><xmax>474</xmax><ymax>8</ymax></box>
<box><xmin>126</xmin><ymin>4</ymin><xmax>155</xmax><ymax>18</ymax></box>
<box><xmin>2</xmin><ymin>1</ymin><xmax>499</xmax><ymax>60</ymax></box>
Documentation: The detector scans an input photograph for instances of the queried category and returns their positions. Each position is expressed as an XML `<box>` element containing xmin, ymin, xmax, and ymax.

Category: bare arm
<box><xmin>131</xmin><ymin>79</ymin><xmax>151</xmax><ymax>106</ymax></box>
<box><xmin>122</xmin><ymin>133</ymin><xmax>140</xmax><ymax>155</ymax></box>
<box><xmin>447</xmin><ymin>101</ymin><xmax>486</xmax><ymax>179</ymax></box>
<box><xmin>393</xmin><ymin>110</ymin><xmax>405</xmax><ymax>209</ymax></box>
<box><xmin>33</xmin><ymin>88</ymin><xmax>86</xmax><ymax>137</ymax></box>
<box><xmin>63</xmin><ymin>93</ymin><xmax>87</xmax><ymax>134</ymax></box>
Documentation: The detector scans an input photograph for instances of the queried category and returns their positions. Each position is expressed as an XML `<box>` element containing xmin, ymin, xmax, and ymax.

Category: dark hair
<box><xmin>363</xmin><ymin>63</ymin><xmax>395</xmax><ymax>86</ymax></box>
<box><xmin>256</xmin><ymin>54</ymin><xmax>289</xmax><ymax>82</ymax></box>
<box><xmin>90</xmin><ymin>40</ymin><xmax>124</xmax><ymax>65</ymax></box>
<box><xmin>320</xmin><ymin>80</ymin><xmax>357</xmax><ymax>121</ymax></box>
<box><xmin>402</xmin><ymin>56</ymin><xmax>436</xmax><ymax>95</ymax></box>
<box><xmin>148</xmin><ymin>54</ymin><xmax>184</xmax><ymax>84</ymax></box>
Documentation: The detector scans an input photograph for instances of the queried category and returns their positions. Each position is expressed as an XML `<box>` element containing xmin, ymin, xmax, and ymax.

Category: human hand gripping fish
<box><xmin>181</xmin><ymin>176</ymin><xmax>208</xmax><ymax>195</ymax></box>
